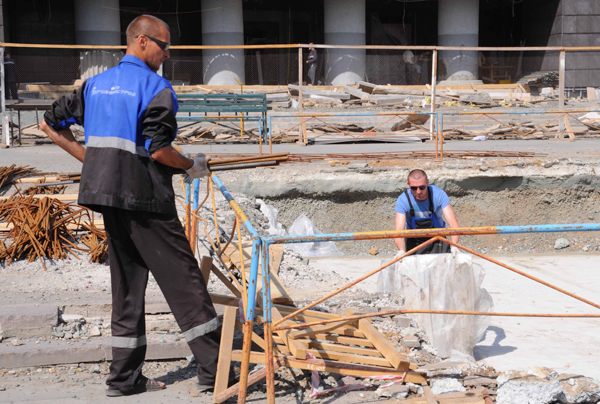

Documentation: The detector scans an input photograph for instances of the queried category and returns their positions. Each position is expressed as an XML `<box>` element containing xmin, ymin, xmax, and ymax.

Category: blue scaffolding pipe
<box><xmin>262</xmin><ymin>223</ymin><xmax>600</xmax><ymax>245</ymax></box>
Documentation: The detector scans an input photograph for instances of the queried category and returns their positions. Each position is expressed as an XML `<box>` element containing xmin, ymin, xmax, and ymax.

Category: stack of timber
<box><xmin>199</xmin><ymin>253</ymin><xmax>426</xmax><ymax>403</ymax></box>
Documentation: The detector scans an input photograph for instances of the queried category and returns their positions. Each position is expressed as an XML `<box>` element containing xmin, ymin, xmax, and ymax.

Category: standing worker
<box><xmin>306</xmin><ymin>43</ymin><xmax>317</xmax><ymax>85</ymax></box>
<box><xmin>394</xmin><ymin>169</ymin><xmax>460</xmax><ymax>255</ymax></box>
<box><xmin>40</xmin><ymin>15</ymin><xmax>233</xmax><ymax>396</ymax></box>
<box><xmin>3</xmin><ymin>51</ymin><xmax>20</xmax><ymax>100</ymax></box>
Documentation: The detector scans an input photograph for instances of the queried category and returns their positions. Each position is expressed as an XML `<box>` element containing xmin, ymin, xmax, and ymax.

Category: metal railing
<box><xmin>2</xmin><ymin>42</ymin><xmax>600</xmax><ymax>149</ymax></box>
<box><xmin>202</xmin><ymin>174</ymin><xmax>600</xmax><ymax>404</ymax></box>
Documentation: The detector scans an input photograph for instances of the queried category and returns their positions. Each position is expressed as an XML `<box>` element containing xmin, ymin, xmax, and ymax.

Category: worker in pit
<box><xmin>394</xmin><ymin>169</ymin><xmax>460</xmax><ymax>255</ymax></box>
<box><xmin>40</xmin><ymin>14</ymin><xmax>235</xmax><ymax>397</ymax></box>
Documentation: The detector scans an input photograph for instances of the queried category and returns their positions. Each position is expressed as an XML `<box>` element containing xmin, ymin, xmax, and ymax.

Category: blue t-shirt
<box><xmin>395</xmin><ymin>185</ymin><xmax>450</xmax><ymax>228</ymax></box>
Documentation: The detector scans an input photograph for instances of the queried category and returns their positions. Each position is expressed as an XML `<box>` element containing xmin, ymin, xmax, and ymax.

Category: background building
<box><xmin>1</xmin><ymin>0</ymin><xmax>598</xmax><ymax>88</ymax></box>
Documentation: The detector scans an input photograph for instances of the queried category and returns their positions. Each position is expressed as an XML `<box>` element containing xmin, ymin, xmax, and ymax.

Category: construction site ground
<box><xmin>1</xmin><ymin>129</ymin><xmax>600</xmax><ymax>402</ymax></box>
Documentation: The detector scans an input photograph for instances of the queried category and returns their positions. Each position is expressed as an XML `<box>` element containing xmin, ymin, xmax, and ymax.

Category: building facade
<box><xmin>1</xmin><ymin>0</ymin><xmax>597</xmax><ymax>87</ymax></box>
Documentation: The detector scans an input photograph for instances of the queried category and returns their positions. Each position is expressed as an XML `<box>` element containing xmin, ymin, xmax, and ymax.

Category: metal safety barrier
<box><xmin>195</xmin><ymin>174</ymin><xmax>600</xmax><ymax>404</ymax></box>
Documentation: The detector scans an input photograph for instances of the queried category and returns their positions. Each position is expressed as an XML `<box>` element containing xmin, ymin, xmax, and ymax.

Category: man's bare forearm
<box><xmin>150</xmin><ymin>145</ymin><xmax>194</xmax><ymax>169</ymax></box>
<box><xmin>40</xmin><ymin>120</ymin><xmax>85</xmax><ymax>163</ymax></box>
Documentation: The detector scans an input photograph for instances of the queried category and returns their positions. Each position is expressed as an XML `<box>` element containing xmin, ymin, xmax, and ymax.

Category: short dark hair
<box><xmin>126</xmin><ymin>14</ymin><xmax>169</xmax><ymax>46</ymax></box>
<box><xmin>408</xmin><ymin>169</ymin><xmax>427</xmax><ymax>181</ymax></box>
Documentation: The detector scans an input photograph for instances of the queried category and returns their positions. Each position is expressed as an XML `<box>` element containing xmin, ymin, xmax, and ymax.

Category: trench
<box><xmin>253</xmin><ymin>177</ymin><xmax>600</xmax><ymax>257</ymax></box>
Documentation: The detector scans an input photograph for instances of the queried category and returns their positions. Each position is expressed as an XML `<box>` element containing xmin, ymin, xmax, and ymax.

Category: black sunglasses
<box><xmin>410</xmin><ymin>185</ymin><xmax>427</xmax><ymax>191</ymax></box>
<box><xmin>135</xmin><ymin>34</ymin><xmax>170</xmax><ymax>51</ymax></box>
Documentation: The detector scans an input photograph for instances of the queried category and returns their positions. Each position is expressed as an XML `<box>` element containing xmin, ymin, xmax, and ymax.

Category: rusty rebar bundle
<box><xmin>81</xmin><ymin>223</ymin><xmax>108</xmax><ymax>264</ymax></box>
<box><xmin>0</xmin><ymin>195</ymin><xmax>91</xmax><ymax>269</ymax></box>
<box><xmin>0</xmin><ymin>165</ymin><xmax>37</xmax><ymax>189</ymax></box>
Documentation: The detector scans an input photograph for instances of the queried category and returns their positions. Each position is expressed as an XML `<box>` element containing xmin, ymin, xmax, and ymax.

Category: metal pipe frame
<box><xmin>210</xmin><ymin>174</ymin><xmax>600</xmax><ymax>404</ymax></box>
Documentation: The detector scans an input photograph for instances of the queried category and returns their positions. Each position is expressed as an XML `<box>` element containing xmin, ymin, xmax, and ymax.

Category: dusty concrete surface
<box><xmin>310</xmin><ymin>254</ymin><xmax>600</xmax><ymax>380</ymax></box>
<box><xmin>2</xmin><ymin>137</ymin><xmax>600</xmax><ymax>402</ymax></box>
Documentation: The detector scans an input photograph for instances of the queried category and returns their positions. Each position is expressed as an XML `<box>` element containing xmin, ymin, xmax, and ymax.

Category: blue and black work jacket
<box><xmin>44</xmin><ymin>55</ymin><xmax>183</xmax><ymax>214</ymax></box>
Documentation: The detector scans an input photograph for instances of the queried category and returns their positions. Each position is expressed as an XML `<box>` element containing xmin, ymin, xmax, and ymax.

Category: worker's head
<box><xmin>407</xmin><ymin>169</ymin><xmax>429</xmax><ymax>201</ymax></box>
<box><xmin>5</xmin><ymin>50</ymin><xmax>10</xmax><ymax>58</ymax></box>
<box><xmin>126</xmin><ymin>14</ymin><xmax>170</xmax><ymax>72</ymax></box>
<box><xmin>309</xmin><ymin>43</ymin><xmax>314</xmax><ymax>50</ymax></box>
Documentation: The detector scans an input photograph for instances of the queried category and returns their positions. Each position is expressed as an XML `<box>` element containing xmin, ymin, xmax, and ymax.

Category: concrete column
<box><xmin>202</xmin><ymin>0</ymin><xmax>245</xmax><ymax>85</ymax></box>
<box><xmin>324</xmin><ymin>0</ymin><xmax>365</xmax><ymax>85</ymax></box>
<box><xmin>75</xmin><ymin>0</ymin><xmax>122</xmax><ymax>80</ymax></box>
<box><xmin>438</xmin><ymin>0</ymin><xmax>481</xmax><ymax>83</ymax></box>
<box><xmin>74</xmin><ymin>0</ymin><xmax>120</xmax><ymax>45</ymax></box>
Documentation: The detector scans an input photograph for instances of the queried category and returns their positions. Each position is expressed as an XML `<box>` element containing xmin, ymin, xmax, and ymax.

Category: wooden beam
<box><xmin>358</xmin><ymin>318</ymin><xmax>408</xmax><ymax>370</ymax></box>
<box><xmin>423</xmin><ymin>386</ymin><xmax>439</xmax><ymax>404</ymax></box>
<box><xmin>564</xmin><ymin>115</ymin><xmax>576</xmax><ymax>141</ymax></box>
<box><xmin>231</xmin><ymin>351</ymin><xmax>414</xmax><ymax>377</ymax></box>
<box><xmin>213</xmin><ymin>306</ymin><xmax>237</xmax><ymax>401</ymax></box>
<box><xmin>271</xmin><ymin>307</ymin><xmax>307</xmax><ymax>359</ymax></box>
<box><xmin>200</xmin><ymin>256</ymin><xmax>213</xmax><ymax>284</ymax></box>
<box><xmin>305</xmin><ymin>348</ymin><xmax>393</xmax><ymax>367</ymax></box>
<box><xmin>289</xmin><ymin>321</ymin><xmax>360</xmax><ymax>340</ymax></box>
<box><xmin>306</xmin><ymin>341</ymin><xmax>382</xmax><ymax>357</ymax></box>
<box><xmin>0</xmin><ymin>194</ymin><xmax>78</xmax><ymax>202</ymax></box>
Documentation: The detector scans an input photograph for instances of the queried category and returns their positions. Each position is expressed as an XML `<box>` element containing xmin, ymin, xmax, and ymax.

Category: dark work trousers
<box><xmin>101</xmin><ymin>206</ymin><xmax>225</xmax><ymax>392</ymax></box>
<box><xmin>4</xmin><ymin>80</ymin><xmax>18</xmax><ymax>100</ymax></box>
<box><xmin>308</xmin><ymin>63</ymin><xmax>316</xmax><ymax>85</ymax></box>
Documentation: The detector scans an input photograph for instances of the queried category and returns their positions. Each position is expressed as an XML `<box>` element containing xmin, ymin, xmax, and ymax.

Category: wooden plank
<box><xmin>289</xmin><ymin>322</ymin><xmax>363</xmax><ymax>340</ymax></box>
<box><xmin>271</xmin><ymin>307</ymin><xmax>307</xmax><ymax>360</ymax></box>
<box><xmin>209</xmin><ymin>293</ymin><xmax>240</xmax><ymax>307</ymax></box>
<box><xmin>276</xmin><ymin>305</ymin><xmax>344</xmax><ymax>320</ymax></box>
<box><xmin>14</xmin><ymin>176</ymin><xmax>61</xmax><ymax>183</ymax></box>
<box><xmin>306</xmin><ymin>341</ymin><xmax>382</xmax><ymax>357</ymax></box>
<box><xmin>423</xmin><ymin>386</ymin><xmax>439</xmax><ymax>404</ymax></box>
<box><xmin>302</xmin><ymin>333</ymin><xmax>374</xmax><ymax>347</ymax></box>
<box><xmin>231</xmin><ymin>351</ymin><xmax>413</xmax><ymax>375</ymax></box>
<box><xmin>0</xmin><ymin>194</ymin><xmax>79</xmax><ymax>202</ymax></box>
<box><xmin>305</xmin><ymin>348</ymin><xmax>392</xmax><ymax>367</ymax></box>
<box><xmin>213</xmin><ymin>306</ymin><xmax>237</xmax><ymax>400</ymax></box>
<box><xmin>358</xmin><ymin>318</ymin><xmax>408</xmax><ymax>370</ymax></box>
<box><xmin>200</xmin><ymin>256</ymin><xmax>213</xmax><ymax>284</ymax></box>
<box><xmin>564</xmin><ymin>115</ymin><xmax>576</xmax><ymax>140</ymax></box>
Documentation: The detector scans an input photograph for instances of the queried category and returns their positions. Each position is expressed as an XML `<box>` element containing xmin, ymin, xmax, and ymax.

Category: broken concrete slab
<box><xmin>0</xmin><ymin>306</ymin><xmax>58</xmax><ymax>339</ymax></box>
<box><xmin>459</xmin><ymin>93</ymin><xmax>494</xmax><ymax>105</ymax></box>
<box><xmin>372</xmin><ymin>86</ymin><xmax>427</xmax><ymax>96</ymax></box>
<box><xmin>496</xmin><ymin>372</ymin><xmax>564</xmax><ymax>404</ymax></box>
<box><xmin>368</xmin><ymin>94</ymin><xmax>409</xmax><ymax>106</ymax></box>
<box><xmin>431</xmin><ymin>378</ymin><xmax>466</xmax><ymax>395</ymax></box>
<box><xmin>357</xmin><ymin>81</ymin><xmax>377</xmax><ymax>94</ymax></box>
<box><xmin>288</xmin><ymin>85</ymin><xmax>350</xmax><ymax>100</ymax></box>
<box><xmin>309</xmin><ymin>94</ymin><xmax>343</xmax><ymax>105</ymax></box>
<box><xmin>558</xmin><ymin>374</ymin><xmax>600</xmax><ymax>403</ymax></box>
<box><xmin>343</xmin><ymin>86</ymin><xmax>370</xmax><ymax>100</ymax></box>
<box><xmin>265</xmin><ymin>93</ymin><xmax>290</xmax><ymax>102</ymax></box>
